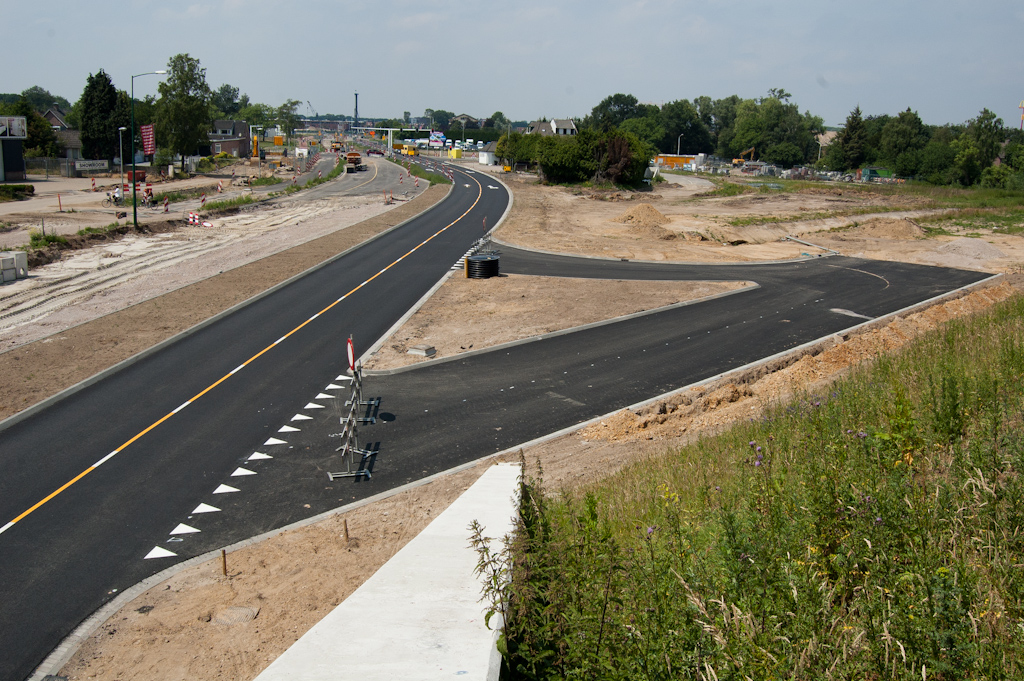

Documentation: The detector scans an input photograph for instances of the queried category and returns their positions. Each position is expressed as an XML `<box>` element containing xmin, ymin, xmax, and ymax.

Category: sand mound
<box><xmin>614</xmin><ymin>203</ymin><xmax>669</xmax><ymax>228</ymax></box>
<box><xmin>628</xmin><ymin>223</ymin><xmax>677</xmax><ymax>241</ymax></box>
<box><xmin>938</xmin><ymin>237</ymin><xmax>1006</xmax><ymax>261</ymax></box>
<box><xmin>852</xmin><ymin>218</ymin><xmax>925</xmax><ymax>239</ymax></box>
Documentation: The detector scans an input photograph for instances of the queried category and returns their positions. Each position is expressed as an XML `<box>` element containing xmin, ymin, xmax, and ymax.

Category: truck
<box><xmin>345</xmin><ymin>151</ymin><xmax>364</xmax><ymax>172</ymax></box>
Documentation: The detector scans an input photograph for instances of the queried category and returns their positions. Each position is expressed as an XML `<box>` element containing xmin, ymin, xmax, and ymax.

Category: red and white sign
<box><xmin>347</xmin><ymin>337</ymin><xmax>355</xmax><ymax>371</ymax></box>
<box><xmin>140</xmin><ymin>124</ymin><xmax>156</xmax><ymax>156</ymax></box>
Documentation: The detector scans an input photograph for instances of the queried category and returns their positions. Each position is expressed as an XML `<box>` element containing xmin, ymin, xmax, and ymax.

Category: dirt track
<box><xmin>4</xmin><ymin>165</ymin><xmax>1022</xmax><ymax>681</ymax></box>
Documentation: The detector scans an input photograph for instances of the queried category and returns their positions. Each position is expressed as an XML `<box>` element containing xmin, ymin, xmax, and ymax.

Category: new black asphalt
<box><xmin>0</xmin><ymin>168</ymin><xmax>993</xmax><ymax>680</ymax></box>
<box><xmin>0</xmin><ymin>163</ymin><xmax>505</xmax><ymax>681</ymax></box>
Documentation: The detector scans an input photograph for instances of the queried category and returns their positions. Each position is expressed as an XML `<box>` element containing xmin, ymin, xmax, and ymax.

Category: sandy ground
<box><xmin>3</xmin><ymin>167</ymin><xmax>1021</xmax><ymax>680</ymax></box>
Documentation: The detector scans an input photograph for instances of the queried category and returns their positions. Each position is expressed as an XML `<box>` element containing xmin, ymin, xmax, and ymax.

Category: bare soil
<box><xmin>3</xmin><ymin>168</ymin><xmax>1019</xmax><ymax>681</ymax></box>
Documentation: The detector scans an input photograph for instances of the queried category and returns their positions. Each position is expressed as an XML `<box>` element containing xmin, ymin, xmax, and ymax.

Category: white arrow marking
<box><xmin>315</xmin><ymin>393</ymin><xmax>335</xmax><ymax>399</ymax></box>
<box><xmin>304</xmin><ymin>403</ymin><xmax>325</xmax><ymax>410</ymax></box>
<box><xmin>192</xmin><ymin>503</ymin><xmax>220</xmax><ymax>513</ymax></box>
<box><xmin>248</xmin><ymin>452</ymin><xmax>273</xmax><ymax>461</ymax></box>
<box><xmin>488</xmin><ymin>185</ymin><xmax>498</xmax><ymax>189</ymax></box>
<box><xmin>231</xmin><ymin>467</ymin><xmax>257</xmax><ymax>477</ymax></box>
<box><xmin>291</xmin><ymin>413</ymin><xmax>313</xmax><ymax>421</ymax></box>
<box><xmin>463</xmin><ymin>183</ymin><xmax>471</xmax><ymax>187</ymax></box>
<box><xmin>170</xmin><ymin>523</ymin><xmax>200</xmax><ymax>535</ymax></box>
<box><xmin>145</xmin><ymin>546</ymin><xmax>177</xmax><ymax>559</ymax></box>
<box><xmin>325</xmin><ymin>384</ymin><xmax>344</xmax><ymax>390</ymax></box>
<box><xmin>335</xmin><ymin>375</ymin><xmax>353</xmax><ymax>382</ymax></box>
<box><xmin>278</xmin><ymin>425</ymin><xmax>300</xmax><ymax>432</ymax></box>
<box><xmin>213</xmin><ymin>484</ymin><xmax>240</xmax><ymax>494</ymax></box>
<box><xmin>264</xmin><ymin>437</ymin><xmax>288</xmax><ymax>445</ymax></box>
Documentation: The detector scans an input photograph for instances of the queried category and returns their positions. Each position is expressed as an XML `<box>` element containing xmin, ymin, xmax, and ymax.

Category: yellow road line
<box><xmin>0</xmin><ymin>166</ymin><xmax>484</xmax><ymax>538</ymax></box>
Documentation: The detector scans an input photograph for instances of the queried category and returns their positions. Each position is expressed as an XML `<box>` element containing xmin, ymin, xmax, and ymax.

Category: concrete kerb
<box><xmin>464</xmin><ymin>272</ymin><xmax>1006</xmax><ymax>458</ymax></box>
<box><xmin>357</xmin><ymin>165</ymin><xmax>515</xmax><ymax>367</ymax></box>
<box><xmin>487</xmin><ymin>235</ymin><xmax>836</xmax><ymax>266</ymax></box>
<box><xmin>0</xmin><ymin>182</ymin><xmax>453</xmax><ymax>436</ymax></box>
<box><xmin>364</xmin><ymin>283</ymin><xmax>760</xmax><ymax>377</ymax></box>
<box><xmin>31</xmin><ymin>270</ymin><xmax>1004</xmax><ymax>680</ymax></box>
<box><xmin>30</xmin><ymin>454</ymin><xmax>514</xmax><ymax>681</ymax></box>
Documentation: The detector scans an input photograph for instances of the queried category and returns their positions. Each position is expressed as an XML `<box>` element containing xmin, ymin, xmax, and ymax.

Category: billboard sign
<box><xmin>75</xmin><ymin>160</ymin><xmax>110</xmax><ymax>170</ymax></box>
<box><xmin>0</xmin><ymin>116</ymin><xmax>28</xmax><ymax>139</ymax></box>
<box><xmin>428</xmin><ymin>130</ymin><xmax>446</xmax><ymax>148</ymax></box>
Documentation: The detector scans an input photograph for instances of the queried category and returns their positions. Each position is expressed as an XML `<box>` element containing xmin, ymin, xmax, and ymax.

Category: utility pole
<box><xmin>354</xmin><ymin>92</ymin><xmax>359</xmax><ymax>131</ymax></box>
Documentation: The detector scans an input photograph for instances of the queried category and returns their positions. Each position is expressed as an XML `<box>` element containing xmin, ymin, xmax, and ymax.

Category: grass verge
<box><xmin>478</xmin><ymin>291</ymin><xmax>1024</xmax><ymax>680</ymax></box>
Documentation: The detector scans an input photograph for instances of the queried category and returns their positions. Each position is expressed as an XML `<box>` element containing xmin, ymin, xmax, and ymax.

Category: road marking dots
<box><xmin>264</xmin><ymin>437</ymin><xmax>287</xmax><ymax>445</ymax></box>
<box><xmin>315</xmin><ymin>393</ymin><xmax>335</xmax><ymax>399</ymax></box>
<box><xmin>231</xmin><ymin>467</ymin><xmax>257</xmax><ymax>477</ymax></box>
<box><xmin>170</xmin><ymin>523</ymin><xmax>200</xmax><ymax>535</ymax></box>
<box><xmin>192</xmin><ymin>503</ymin><xmax>220</xmax><ymax>513</ymax></box>
<box><xmin>213</xmin><ymin>484</ymin><xmax>239</xmax><ymax>494</ymax></box>
<box><xmin>325</xmin><ymin>384</ymin><xmax>344</xmax><ymax>390</ymax></box>
<box><xmin>291</xmin><ymin>414</ymin><xmax>313</xmax><ymax>421</ymax></box>
<box><xmin>248</xmin><ymin>452</ymin><xmax>273</xmax><ymax>461</ymax></box>
<box><xmin>278</xmin><ymin>425</ymin><xmax>300</xmax><ymax>432</ymax></box>
<box><xmin>304</xmin><ymin>403</ymin><xmax>325</xmax><ymax>410</ymax></box>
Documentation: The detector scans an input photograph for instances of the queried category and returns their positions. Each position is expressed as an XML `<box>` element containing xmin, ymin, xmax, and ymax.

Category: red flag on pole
<box><xmin>140</xmin><ymin>124</ymin><xmax>156</xmax><ymax>156</ymax></box>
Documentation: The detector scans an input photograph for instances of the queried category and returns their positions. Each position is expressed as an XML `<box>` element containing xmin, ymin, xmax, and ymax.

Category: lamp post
<box><xmin>677</xmin><ymin>133</ymin><xmax>684</xmax><ymax>156</ymax></box>
<box><xmin>118</xmin><ymin>126</ymin><xmax>127</xmax><ymax>191</ymax></box>
<box><xmin>131</xmin><ymin>70</ymin><xmax>166</xmax><ymax>228</ymax></box>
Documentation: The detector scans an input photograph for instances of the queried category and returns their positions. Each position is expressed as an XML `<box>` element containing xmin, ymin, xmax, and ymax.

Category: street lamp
<box><xmin>677</xmin><ymin>133</ymin><xmax>684</xmax><ymax>156</ymax></box>
<box><xmin>118</xmin><ymin>126</ymin><xmax>127</xmax><ymax>192</ymax></box>
<box><xmin>131</xmin><ymin>70</ymin><xmax>166</xmax><ymax>228</ymax></box>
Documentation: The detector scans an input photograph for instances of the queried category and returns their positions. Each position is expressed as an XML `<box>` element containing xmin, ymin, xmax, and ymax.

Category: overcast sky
<box><xmin>6</xmin><ymin>0</ymin><xmax>1022</xmax><ymax>128</ymax></box>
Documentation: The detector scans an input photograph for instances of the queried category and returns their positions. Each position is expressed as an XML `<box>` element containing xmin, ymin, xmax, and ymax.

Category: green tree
<box><xmin>950</xmin><ymin>135</ymin><xmax>983</xmax><ymax>186</ymax></box>
<box><xmin>276</xmin><ymin>99</ymin><xmax>301</xmax><ymax>138</ymax></box>
<box><xmin>619</xmin><ymin>115</ymin><xmax>665</xmax><ymax>151</ymax></box>
<box><xmin>488</xmin><ymin>111</ymin><xmax>509</xmax><ymax>128</ymax></box>
<box><xmin>155</xmin><ymin>53</ymin><xmax>211</xmax><ymax>172</ymax></box>
<box><xmin>78</xmin><ymin>70</ymin><xmax>120</xmax><ymax>160</ymax></box>
<box><xmin>709</xmin><ymin>95</ymin><xmax>742</xmax><ymax>158</ymax></box>
<box><xmin>658</xmin><ymin>99</ymin><xmax>712</xmax><ymax>154</ymax></box>
<box><xmin>828</xmin><ymin>106</ymin><xmax>868</xmax><ymax>170</ymax></box>
<box><xmin>586</xmin><ymin>93</ymin><xmax>643</xmax><ymax>131</ymax></box>
<box><xmin>19</xmin><ymin>85</ymin><xmax>71</xmax><ymax>113</ymax></box>
<box><xmin>403</xmin><ymin>111</ymin><xmax>411</xmax><ymax>124</ymax></box>
<box><xmin>211</xmin><ymin>84</ymin><xmax>243</xmax><ymax>118</ymax></box>
<box><xmin>496</xmin><ymin>131</ymin><xmax>539</xmax><ymax>168</ymax></box>
<box><xmin>919</xmin><ymin>128</ymin><xmax>957</xmax><ymax>184</ymax></box>
<box><xmin>0</xmin><ymin>98</ymin><xmax>59</xmax><ymax>156</ymax></box>
<box><xmin>880</xmin><ymin>108</ymin><xmax>928</xmax><ymax>176</ymax></box>
<box><xmin>425</xmin><ymin>108</ymin><xmax>454</xmax><ymax>130</ymax></box>
<box><xmin>966</xmin><ymin>108</ymin><xmax>1004</xmax><ymax>167</ymax></box>
<box><xmin>238</xmin><ymin>102</ymin><xmax>274</xmax><ymax>133</ymax></box>
<box><xmin>729</xmin><ymin>92</ymin><xmax>822</xmax><ymax>167</ymax></box>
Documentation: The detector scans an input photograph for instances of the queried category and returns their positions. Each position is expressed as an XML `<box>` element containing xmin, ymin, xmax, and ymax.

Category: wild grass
<box><xmin>248</xmin><ymin>176</ymin><xmax>283</xmax><ymax>186</ymax></box>
<box><xmin>478</xmin><ymin>292</ymin><xmax>1024</xmax><ymax>680</ymax></box>
<box><xmin>200</xmin><ymin>195</ymin><xmax>257</xmax><ymax>213</ymax></box>
<box><xmin>26</xmin><ymin>230</ymin><xmax>68</xmax><ymax>249</ymax></box>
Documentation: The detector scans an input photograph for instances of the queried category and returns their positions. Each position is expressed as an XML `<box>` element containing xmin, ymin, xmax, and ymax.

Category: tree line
<box><xmin>491</xmin><ymin>90</ymin><xmax>1022</xmax><ymax>189</ymax></box>
<box><xmin>0</xmin><ymin>53</ymin><xmax>305</xmax><ymax>172</ymax></box>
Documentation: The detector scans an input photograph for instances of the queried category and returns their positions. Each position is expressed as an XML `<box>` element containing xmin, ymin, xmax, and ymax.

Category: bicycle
<box><xmin>101</xmin><ymin>192</ymin><xmax>126</xmax><ymax>208</ymax></box>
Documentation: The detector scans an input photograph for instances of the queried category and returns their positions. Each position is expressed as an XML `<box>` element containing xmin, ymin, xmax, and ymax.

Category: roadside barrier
<box><xmin>187</xmin><ymin>212</ymin><xmax>199</xmax><ymax>224</ymax></box>
<box><xmin>217</xmin><ymin>180</ymin><xmax>223</xmax><ymax>193</ymax></box>
<box><xmin>163</xmin><ymin>196</ymin><xmax>169</xmax><ymax>213</ymax></box>
<box><xmin>200</xmin><ymin>193</ymin><xmax>207</xmax><ymax>207</ymax></box>
<box><xmin>91</xmin><ymin>178</ymin><xmax>96</xmax><ymax>192</ymax></box>
<box><xmin>328</xmin><ymin>354</ymin><xmax>380</xmax><ymax>481</ymax></box>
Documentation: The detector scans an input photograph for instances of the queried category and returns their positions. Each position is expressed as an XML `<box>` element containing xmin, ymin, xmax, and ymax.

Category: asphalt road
<box><xmin>0</xmin><ymin>161</ymin><xmax>507</xmax><ymax>681</ymax></box>
<box><xmin>0</xmin><ymin>163</ymin><xmax>994</xmax><ymax>680</ymax></box>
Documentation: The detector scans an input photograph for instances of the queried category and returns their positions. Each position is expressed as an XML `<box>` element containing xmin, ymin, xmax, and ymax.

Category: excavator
<box><xmin>732</xmin><ymin>147</ymin><xmax>755</xmax><ymax>167</ymax></box>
